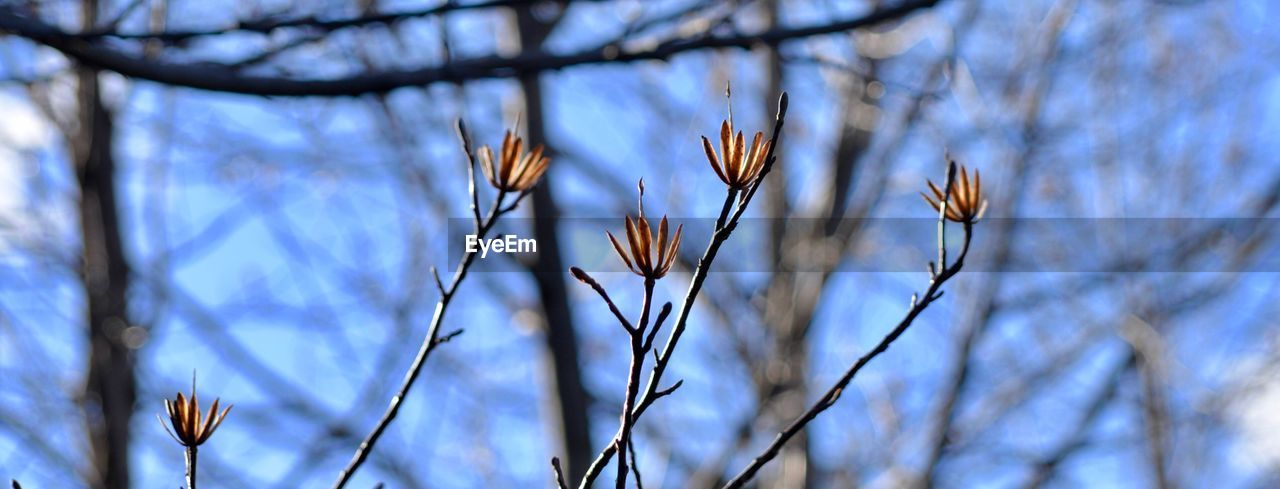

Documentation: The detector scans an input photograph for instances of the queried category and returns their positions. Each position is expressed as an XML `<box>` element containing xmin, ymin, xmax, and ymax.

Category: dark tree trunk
<box><xmin>73</xmin><ymin>2</ymin><xmax>136</xmax><ymax>487</ymax></box>
<box><xmin>514</xmin><ymin>4</ymin><xmax>594</xmax><ymax>486</ymax></box>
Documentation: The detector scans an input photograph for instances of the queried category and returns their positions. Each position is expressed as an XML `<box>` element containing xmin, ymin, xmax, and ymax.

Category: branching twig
<box><xmin>331</xmin><ymin>121</ymin><xmax>531</xmax><ymax>489</ymax></box>
<box><xmin>576</xmin><ymin>92</ymin><xmax>789</xmax><ymax>488</ymax></box>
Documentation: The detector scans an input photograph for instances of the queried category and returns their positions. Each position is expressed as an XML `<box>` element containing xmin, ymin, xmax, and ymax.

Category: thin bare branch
<box><xmin>720</xmin><ymin>161</ymin><xmax>978</xmax><ymax>488</ymax></box>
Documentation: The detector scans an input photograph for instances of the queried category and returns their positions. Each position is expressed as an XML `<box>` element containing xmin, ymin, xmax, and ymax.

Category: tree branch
<box><xmin>71</xmin><ymin>0</ymin><xmax>606</xmax><ymax>42</ymax></box>
<box><xmin>0</xmin><ymin>0</ymin><xmax>941</xmax><ymax>96</ymax></box>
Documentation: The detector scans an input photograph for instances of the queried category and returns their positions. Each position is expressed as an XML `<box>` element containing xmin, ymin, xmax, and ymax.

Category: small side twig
<box><xmin>432</xmin><ymin>329</ymin><xmax>464</xmax><ymax>346</ymax></box>
<box><xmin>651</xmin><ymin>379</ymin><xmax>683</xmax><ymax>400</ymax></box>
<box><xmin>570</xmin><ymin>267</ymin><xmax>635</xmax><ymax>333</ymax></box>
<box><xmin>628</xmin><ymin>439</ymin><xmax>645</xmax><ymax>489</ymax></box>
<box><xmin>430</xmin><ymin>267</ymin><xmax>446</xmax><ymax>296</ymax></box>
<box><xmin>552</xmin><ymin>457</ymin><xmax>570</xmax><ymax>489</ymax></box>
<box><xmin>643</xmin><ymin>302</ymin><xmax>673</xmax><ymax>351</ymax></box>
<box><xmin>499</xmin><ymin>189</ymin><xmax>534</xmax><ymax>213</ymax></box>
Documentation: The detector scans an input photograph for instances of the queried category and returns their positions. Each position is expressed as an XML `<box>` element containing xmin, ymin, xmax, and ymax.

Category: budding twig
<box><xmin>333</xmin><ymin>121</ymin><xmax>547</xmax><ymax>489</ymax></box>
<box><xmin>576</xmin><ymin>91</ymin><xmax>789</xmax><ymax>489</ymax></box>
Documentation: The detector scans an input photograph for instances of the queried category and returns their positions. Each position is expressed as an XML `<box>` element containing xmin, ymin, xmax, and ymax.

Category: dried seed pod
<box><xmin>701</xmin><ymin>120</ymin><xmax>773</xmax><ymax>190</ymax></box>
<box><xmin>922</xmin><ymin>161</ymin><xmax>987</xmax><ymax>223</ymax></box>
<box><xmin>606</xmin><ymin>182</ymin><xmax>683</xmax><ymax>280</ymax></box>
<box><xmin>478</xmin><ymin>130</ymin><xmax>550</xmax><ymax>192</ymax></box>
<box><xmin>159</xmin><ymin>376</ymin><xmax>232</xmax><ymax>448</ymax></box>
